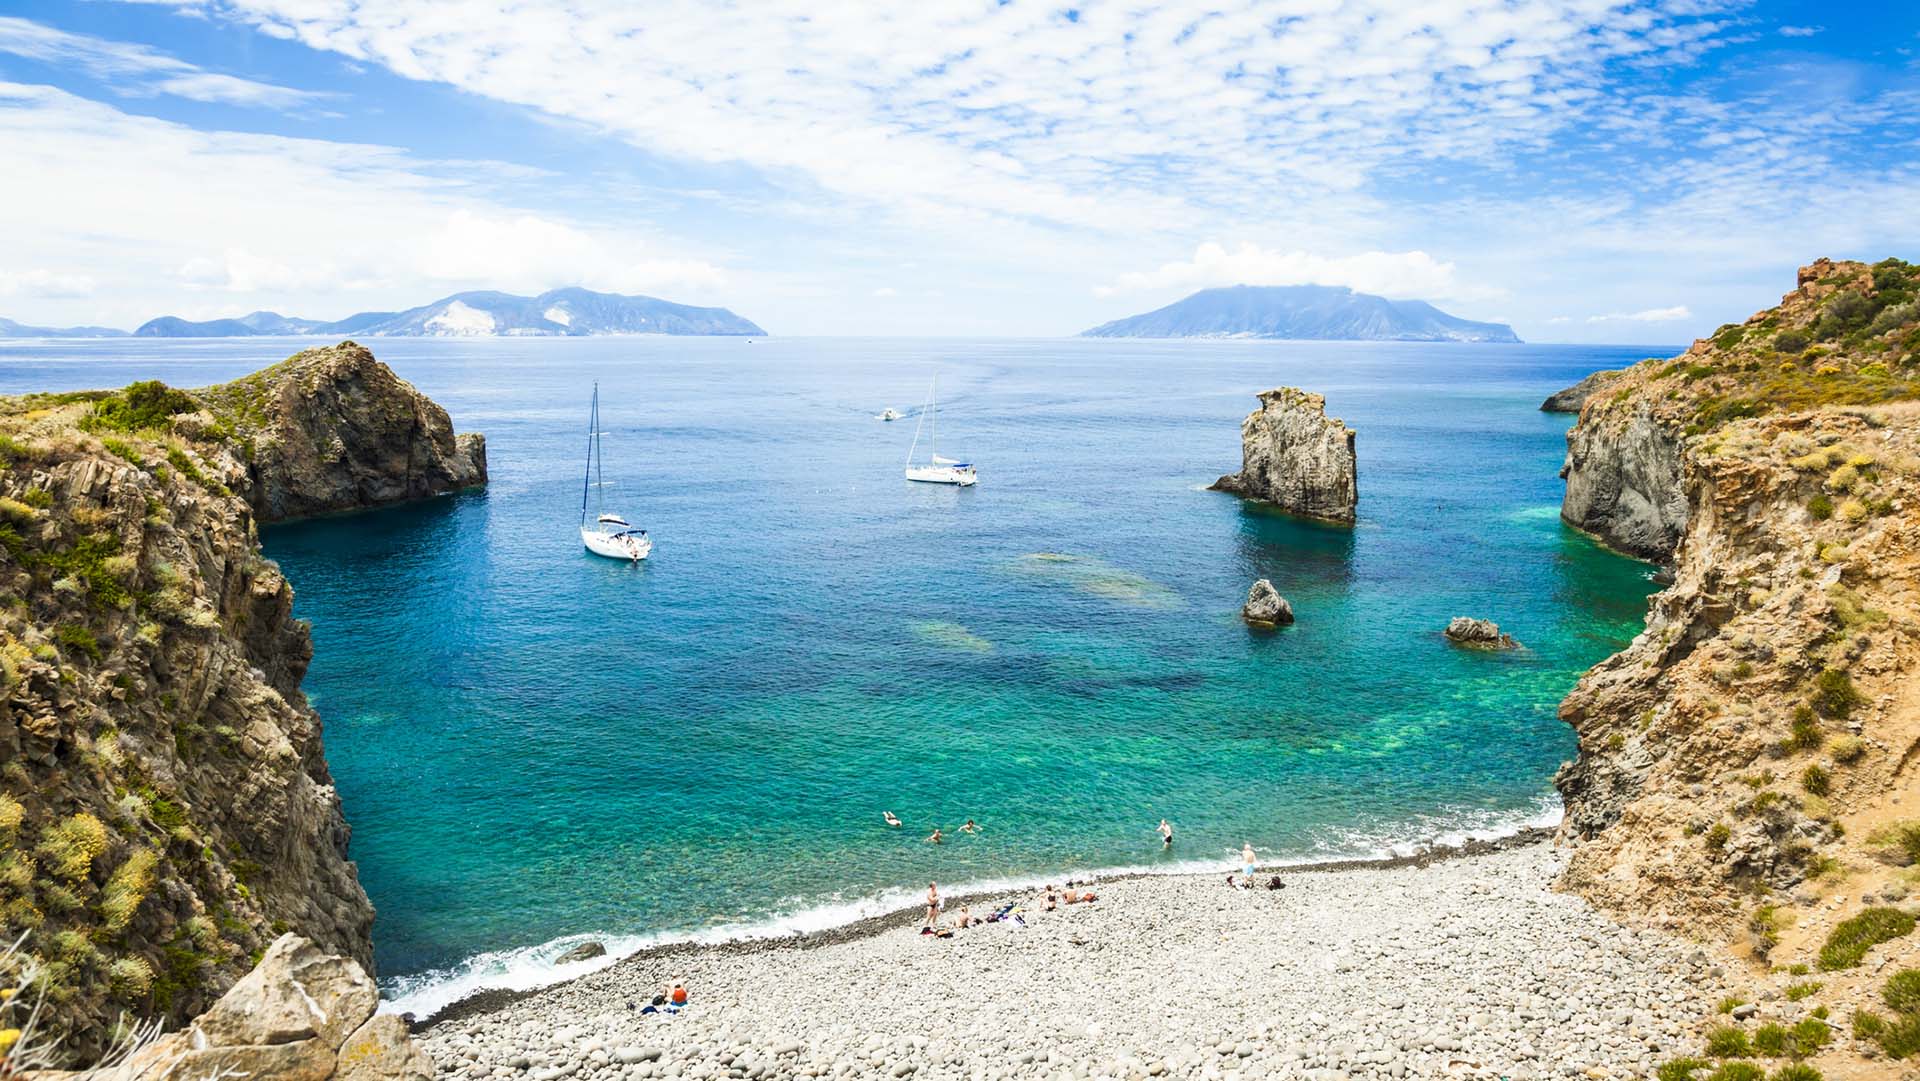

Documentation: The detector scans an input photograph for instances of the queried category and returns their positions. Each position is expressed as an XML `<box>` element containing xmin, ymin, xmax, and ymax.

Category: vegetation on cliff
<box><xmin>1555</xmin><ymin>260</ymin><xmax>1920</xmax><ymax>1077</ymax></box>
<box><xmin>0</xmin><ymin>343</ymin><xmax>484</xmax><ymax>1063</ymax></box>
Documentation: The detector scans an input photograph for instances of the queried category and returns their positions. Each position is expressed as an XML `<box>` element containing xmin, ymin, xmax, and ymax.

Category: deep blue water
<box><xmin>0</xmin><ymin>335</ymin><xmax>1669</xmax><ymax>1013</ymax></box>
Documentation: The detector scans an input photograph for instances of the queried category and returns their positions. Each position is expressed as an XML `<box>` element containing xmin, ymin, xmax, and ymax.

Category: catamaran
<box><xmin>579</xmin><ymin>383</ymin><xmax>652</xmax><ymax>561</ymax></box>
<box><xmin>904</xmin><ymin>376</ymin><xmax>976</xmax><ymax>486</ymax></box>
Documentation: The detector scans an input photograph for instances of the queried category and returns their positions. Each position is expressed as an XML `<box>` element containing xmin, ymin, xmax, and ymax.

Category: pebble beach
<box><xmin>418</xmin><ymin>841</ymin><xmax>1725</xmax><ymax>1081</ymax></box>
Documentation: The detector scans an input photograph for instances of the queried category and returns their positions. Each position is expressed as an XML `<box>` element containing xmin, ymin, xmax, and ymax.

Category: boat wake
<box><xmin>379</xmin><ymin>795</ymin><xmax>1564</xmax><ymax>1021</ymax></box>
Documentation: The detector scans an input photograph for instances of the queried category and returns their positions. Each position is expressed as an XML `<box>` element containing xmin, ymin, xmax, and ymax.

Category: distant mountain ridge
<box><xmin>0</xmin><ymin>316</ymin><xmax>127</xmax><ymax>338</ymax></box>
<box><xmin>2</xmin><ymin>287</ymin><xmax>765</xmax><ymax>339</ymax></box>
<box><xmin>1081</xmin><ymin>284</ymin><xmax>1520</xmax><ymax>342</ymax></box>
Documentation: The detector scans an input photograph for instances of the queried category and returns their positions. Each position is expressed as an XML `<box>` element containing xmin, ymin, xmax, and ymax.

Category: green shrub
<box><xmin>1800</xmin><ymin>765</ymin><xmax>1830</xmax><ymax>796</ymax></box>
<box><xmin>1659</xmin><ymin>1058</ymin><xmax>1711</xmax><ymax>1081</ymax></box>
<box><xmin>53</xmin><ymin>624</ymin><xmax>101</xmax><ymax>663</ymax></box>
<box><xmin>84</xmin><ymin>380</ymin><xmax>197</xmax><ymax>434</ymax></box>
<box><xmin>1806</xmin><ymin>494</ymin><xmax>1832</xmax><ymax>520</ymax></box>
<box><xmin>1868</xmin><ymin>822</ymin><xmax>1920</xmax><ymax>865</ymax></box>
<box><xmin>108</xmin><ymin>956</ymin><xmax>152</xmax><ymax>1000</ymax></box>
<box><xmin>1708</xmin><ymin>823</ymin><xmax>1732</xmax><ymax>849</ymax></box>
<box><xmin>1865</xmin><ymin>1009</ymin><xmax>1920</xmax><ymax>1059</ymax></box>
<box><xmin>1786</xmin><ymin>709</ymin><xmax>1823</xmax><ymax>752</ymax></box>
<box><xmin>1788</xmin><ymin>1017</ymin><xmax>1830</xmax><ymax>1057</ymax></box>
<box><xmin>1707</xmin><ymin>1064</ymin><xmax>1763</xmax><ymax>1081</ymax></box>
<box><xmin>1751</xmin><ymin>1023</ymin><xmax>1788</xmax><ymax>1055</ymax></box>
<box><xmin>1717</xmin><ymin>995</ymin><xmax>1747</xmax><ymax>1014</ymax></box>
<box><xmin>1767</xmin><ymin>1067</ymin><xmax>1820</xmax><ymax>1081</ymax></box>
<box><xmin>1831</xmin><ymin>736</ymin><xmax>1865</xmax><ymax>763</ymax></box>
<box><xmin>1783</xmin><ymin>981</ymin><xmax>1822</xmax><ymax>1002</ymax></box>
<box><xmin>1818</xmin><ymin>906</ymin><xmax>1916</xmax><ymax>970</ymax></box>
<box><xmin>1775</xmin><ymin>329</ymin><xmax>1811</xmax><ymax>353</ymax></box>
<box><xmin>1885</xmin><ymin>969</ymin><xmax>1920</xmax><ymax>1013</ymax></box>
<box><xmin>99</xmin><ymin>847</ymin><xmax>157</xmax><ymax>931</ymax></box>
<box><xmin>1704</xmin><ymin>1025</ymin><xmax>1751</xmax><ymax>1057</ymax></box>
<box><xmin>1811</xmin><ymin>669</ymin><xmax>1865</xmax><ymax>720</ymax></box>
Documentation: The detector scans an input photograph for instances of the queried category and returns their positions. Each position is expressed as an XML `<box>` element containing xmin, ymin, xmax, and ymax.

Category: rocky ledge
<box><xmin>1240</xmin><ymin>579</ymin><xmax>1293</xmax><ymax>627</ymax></box>
<box><xmin>1443</xmin><ymin>617</ymin><xmax>1518</xmax><ymax>649</ymax></box>
<box><xmin>1540</xmin><ymin>368</ymin><xmax>1619</xmax><ymax>413</ymax></box>
<box><xmin>0</xmin><ymin>342</ymin><xmax>484</xmax><ymax>1064</ymax></box>
<box><xmin>1210</xmin><ymin>387</ymin><xmax>1357</xmax><ymax>523</ymax></box>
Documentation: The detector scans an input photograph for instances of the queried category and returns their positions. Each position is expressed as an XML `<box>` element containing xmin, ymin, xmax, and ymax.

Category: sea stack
<box><xmin>1211</xmin><ymin>387</ymin><xmax>1358</xmax><ymax>523</ymax></box>
<box><xmin>1241</xmin><ymin>579</ymin><xmax>1294</xmax><ymax>626</ymax></box>
<box><xmin>1444</xmin><ymin>617</ymin><xmax>1519</xmax><ymax>649</ymax></box>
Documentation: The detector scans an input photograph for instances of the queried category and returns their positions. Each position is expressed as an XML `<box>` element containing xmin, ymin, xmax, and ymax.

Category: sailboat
<box><xmin>904</xmin><ymin>375</ymin><xmax>977</xmax><ymax>486</ymax></box>
<box><xmin>579</xmin><ymin>383</ymin><xmax>652</xmax><ymax>561</ymax></box>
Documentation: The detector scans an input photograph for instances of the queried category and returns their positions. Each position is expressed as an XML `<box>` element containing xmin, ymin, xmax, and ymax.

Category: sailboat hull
<box><xmin>905</xmin><ymin>465</ymin><xmax>976</xmax><ymax>486</ymax></box>
<box><xmin>582</xmin><ymin>526</ymin><xmax>652</xmax><ymax>560</ymax></box>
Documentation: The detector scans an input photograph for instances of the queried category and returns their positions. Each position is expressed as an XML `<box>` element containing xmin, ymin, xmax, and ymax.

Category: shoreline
<box><xmin>414</xmin><ymin>826</ymin><xmax>1555</xmax><ymax>1032</ymax></box>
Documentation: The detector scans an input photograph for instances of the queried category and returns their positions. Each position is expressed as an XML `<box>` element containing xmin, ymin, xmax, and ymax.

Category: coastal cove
<box><xmin>0</xmin><ymin>335</ymin><xmax>1672</xmax><ymax>1016</ymax></box>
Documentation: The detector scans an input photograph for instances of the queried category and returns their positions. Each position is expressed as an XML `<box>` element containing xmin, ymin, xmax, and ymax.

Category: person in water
<box><xmin>883</xmin><ymin>811</ymin><xmax>902</xmax><ymax>827</ymax></box>
<box><xmin>1241</xmin><ymin>842</ymin><xmax>1257</xmax><ymax>877</ymax></box>
<box><xmin>926</xmin><ymin>827</ymin><xmax>943</xmax><ymax>844</ymax></box>
<box><xmin>961</xmin><ymin>819</ymin><xmax>980</xmax><ymax>835</ymax></box>
<box><xmin>1158</xmin><ymin>819</ymin><xmax>1174</xmax><ymax>848</ymax></box>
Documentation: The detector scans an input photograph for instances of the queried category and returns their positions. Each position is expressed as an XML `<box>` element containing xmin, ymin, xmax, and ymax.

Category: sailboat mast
<box><xmin>929</xmin><ymin>375</ymin><xmax>937</xmax><ymax>459</ymax></box>
<box><xmin>593</xmin><ymin>386</ymin><xmax>604</xmax><ymax>520</ymax></box>
<box><xmin>582</xmin><ymin>383</ymin><xmax>596</xmax><ymax>526</ymax></box>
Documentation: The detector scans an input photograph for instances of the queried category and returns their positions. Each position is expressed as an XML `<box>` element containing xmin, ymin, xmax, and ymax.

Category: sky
<box><xmin>0</xmin><ymin>0</ymin><xmax>1916</xmax><ymax>341</ymax></box>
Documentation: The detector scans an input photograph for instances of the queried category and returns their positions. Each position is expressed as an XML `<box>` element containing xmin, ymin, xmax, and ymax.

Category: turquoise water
<box><xmin>0</xmin><ymin>336</ymin><xmax>1666</xmax><ymax>1012</ymax></box>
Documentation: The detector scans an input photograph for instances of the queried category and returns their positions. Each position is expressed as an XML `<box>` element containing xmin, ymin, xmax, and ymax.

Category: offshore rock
<box><xmin>1443</xmin><ymin>617</ymin><xmax>1518</xmax><ymax>649</ymax></box>
<box><xmin>1540</xmin><ymin>368</ymin><xmax>1619</xmax><ymax>413</ymax></box>
<box><xmin>1241</xmin><ymin>579</ymin><xmax>1294</xmax><ymax>626</ymax></box>
<box><xmin>0</xmin><ymin>343</ymin><xmax>483</xmax><ymax>1062</ymax></box>
<box><xmin>197</xmin><ymin>340</ymin><xmax>488</xmax><ymax>522</ymax></box>
<box><xmin>555</xmin><ymin>940</ymin><xmax>608</xmax><ymax>964</ymax></box>
<box><xmin>1210</xmin><ymin>387</ymin><xmax>1357</xmax><ymax>523</ymax></box>
<box><xmin>109</xmin><ymin>936</ymin><xmax>433</xmax><ymax>1081</ymax></box>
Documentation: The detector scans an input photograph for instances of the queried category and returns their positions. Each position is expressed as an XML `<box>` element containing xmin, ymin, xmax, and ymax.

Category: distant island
<box><xmin>1080</xmin><ymin>284</ymin><xmax>1520</xmax><ymax>342</ymax></box>
<box><xmin>0</xmin><ymin>287</ymin><xmax>765</xmax><ymax>339</ymax></box>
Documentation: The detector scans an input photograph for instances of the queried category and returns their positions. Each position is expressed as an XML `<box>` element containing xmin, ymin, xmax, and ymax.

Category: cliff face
<box><xmin>1210</xmin><ymin>387</ymin><xmax>1358</xmax><ymax>523</ymax></box>
<box><xmin>0</xmin><ymin>343</ymin><xmax>484</xmax><ymax>1063</ymax></box>
<box><xmin>1559</xmin><ymin>259</ymin><xmax>1920</xmax><ymax>561</ymax></box>
<box><xmin>1555</xmin><ymin>260</ymin><xmax>1920</xmax><ymax>1007</ymax></box>
<box><xmin>1540</xmin><ymin>368</ymin><xmax>1619</xmax><ymax>413</ymax></box>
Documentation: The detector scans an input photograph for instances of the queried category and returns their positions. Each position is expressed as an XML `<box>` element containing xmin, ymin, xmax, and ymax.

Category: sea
<box><xmin>0</xmin><ymin>334</ymin><xmax>1673</xmax><ymax>1017</ymax></box>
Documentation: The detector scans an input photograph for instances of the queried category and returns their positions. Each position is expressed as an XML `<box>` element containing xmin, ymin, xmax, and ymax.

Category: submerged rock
<box><xmin>1444</xmin><ymin>617</ymin><xmax>1518</xmax><ymax>649</ymax></box>
<box><xmin>1540</xmin><ymin>368</ymin><xmax>1619</xmax><ymax>413</ymax></box>
<box><xmin>556</xmin><ymin>940</ymin><xmax>609</xmax><ymax>964</ymax></box>
<box><xmin>1241</xmin><ymin>579</ymin><xmax>1294</xmax><ymax>626</ymax></box>
<box><xmin>1210</xmin><ymin>387</ymin><xmax>1357</xmax><ymax>523</ymax></box>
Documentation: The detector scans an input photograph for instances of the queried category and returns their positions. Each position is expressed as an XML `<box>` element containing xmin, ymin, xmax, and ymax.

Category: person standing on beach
<box><xmin>1158</xmin><ymin>819</ymin><xmax>1174</xmax><ymax>848</ymax></box>
<box><xmin>924</xmin><ymin>881</ymin><xmax>941</xmax><ymax>927</ymax></box>
<box><xmin>1241</xmin><ymin>842</ymin><xmax>1257</xmax><ymax>877</ymax></box>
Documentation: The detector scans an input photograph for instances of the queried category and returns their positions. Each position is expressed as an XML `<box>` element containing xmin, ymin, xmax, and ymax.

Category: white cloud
<box><xmin>1778</xmin><ymin>26</ymin><xmax>1823</xmax><ymax>38</ymax></box>
<box><xmin>0</xmin><ymin>16</ymin><xmax>324</xmax><ymax>109</ymax></box>
<box><xmin>0</xmin><ymin>268</ymin><xmax>96</xmax><ymax>298</ymax></box>
<box><xmin>0</xmin><ymin>82</ymin><xmax>731</xmax><ymax>326</ymax></box>
<box><xmin>156</xmin><ymin>0</ymin><xmax>1745</xmax><ymax>234</ymax></box>
<box><xmin>1587</xmin><ymin>306</ymin><xmax>1692</xmax><ymax>323</ymax></box>
<box><xmin>1096</xmin><ymin>242</ymin><xmax>1494</xmax><ymax>301</ymax></box>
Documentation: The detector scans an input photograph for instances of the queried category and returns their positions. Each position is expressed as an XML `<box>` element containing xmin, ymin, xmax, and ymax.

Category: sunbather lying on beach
<box><xmin>1061</xmin><ymin>889</ymin><xmax>1096</xmax><ymax>904</ymax></box>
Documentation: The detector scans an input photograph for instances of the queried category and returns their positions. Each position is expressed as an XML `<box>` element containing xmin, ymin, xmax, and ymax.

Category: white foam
<box><xmin>379</xmin><ymin>796</ymin><xmax>1563</xmax><ymax>1021</ymax></box>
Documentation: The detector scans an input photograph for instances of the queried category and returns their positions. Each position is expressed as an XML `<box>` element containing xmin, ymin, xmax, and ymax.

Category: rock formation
<box><xmin>0</xmin><ymin>343</ymin><xmax>485</xmax><ymax>1062</ymax></box>
<box><xmin>1540</xmin><ymin>368</ymin><xmax>1619</xmax><ymax>413</ymax></box>
<box><xmin>104</xmin><ymin>936</ymin><xmax>432</xmax><ymax>1081</ymax></box>
<box><xmin>1553</xmin><ymin>259</ymin><xmax>1920</xmax><ymax>987</ymax></box>
<box><xmin>1211</xmin><ymin>388</ymin><xmax>1357</xmax><ymax>523</ymax></box>
<box><xmin>1443</xmin><ymin>617</ymin><xmax>1518</xmax><ymax>649</ymax></box>
<box><xmin>1240</xmin><ymin>579</ymin><xmax>1293</xmax><ymax>626</ymax></box>
<box><xmin>196</xmin><ymin>341</ymin><xmax>487</xmax><ymax>521</ymax></box>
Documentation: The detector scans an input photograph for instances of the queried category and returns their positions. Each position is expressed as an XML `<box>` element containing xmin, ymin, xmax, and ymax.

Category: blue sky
<box><xmin>0</xmin><ymin>0</ymin><xmax>1915</xmax><ymax>339</ymax></box>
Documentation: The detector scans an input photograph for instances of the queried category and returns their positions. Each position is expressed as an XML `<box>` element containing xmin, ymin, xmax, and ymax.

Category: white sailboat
<box><xmin>579</xmin><ymin>384</ymin><xmax>652</xmax><ymax>561</ymax></box>
<box><xmin>904</xmin><ymin>375</ymin><xmax>977</xmax><ymax>486</ymax></box>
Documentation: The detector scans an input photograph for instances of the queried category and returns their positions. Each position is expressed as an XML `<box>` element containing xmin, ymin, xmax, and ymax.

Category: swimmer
<box><xmin>883</xmin><ymin>811</ymin><xmax>902</xmax><ymax>827</ymax></box>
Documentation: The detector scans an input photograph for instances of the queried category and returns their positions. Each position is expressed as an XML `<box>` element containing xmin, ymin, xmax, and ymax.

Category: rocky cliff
<box><xmin>1553</xmin><ymin>259</ymin><xmax>1920</xmax><ymax>1070</ymax></box>
<box><xmin>0</xmin><ymin>343</ymin><xmax>484</xmax><ymax>1063</ymax></box>
<box><xmin>1541</xmin><ymin>368</ymin><xmax>1619</xmax><ymax>413</ymax></box>
<box><xmin>1210</xmin><ymin>387</ymin><xmax>1357</xmax><ymax>523</ymax></box>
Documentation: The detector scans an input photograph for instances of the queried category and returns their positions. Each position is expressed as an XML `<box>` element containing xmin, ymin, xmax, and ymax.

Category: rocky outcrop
<box><xmin>1210</xmin><ymin>388</ymin><xmax>1357</xmax><ymax>523</ymax></box>
<box><xmin>95</xmin><ymin>936</ymin><xmax>433</xmax><ymax>1081</ymax></box>
<box><xmin>197</xmin><ymin>341</ymin><xmax>486</xmax><ymax>522</ymax></box>
<box><xmin>0</xmin><ymin>344</ymin><xmax>485</xmax><ymax>1063</ymax></box>
<box><xmin>1443</xmin><ymin>617</ymin><xmax>1517</xmax><ymax>649</ymax></box>
<box><xmin>1540</xmin><ymin>368</ymin><xmax>1619</xmax><ymax>413</ymax></box>
<box><xmin>1560</xmin><ymin>407</ymin><xmax>1688</xmax><ymax>560</ymax></box>
<box><xmin>1553</xmin><ymin>259</ymin><xmax>1920</xmax><ymax>950</ymax></box>
<box><xmin>1240</xmin><ymin>579</ymin><xmax>1293</xmax><ymax>626</ymax></box>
